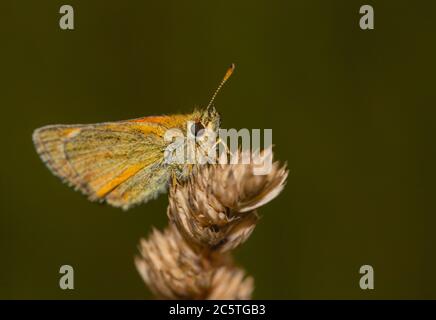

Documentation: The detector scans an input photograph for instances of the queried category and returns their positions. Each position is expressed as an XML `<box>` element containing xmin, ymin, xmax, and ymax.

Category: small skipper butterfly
<box><xmin>33</xmin><ymin>64</ymin><xmax>235</xmax><ymax>210</ymax></box>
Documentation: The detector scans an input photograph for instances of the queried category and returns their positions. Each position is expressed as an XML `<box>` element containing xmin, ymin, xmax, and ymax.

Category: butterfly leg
<box><xmin>170</xmin><ymin>171</ymin><xmax>180</xmax><ymax>188</ymax></box>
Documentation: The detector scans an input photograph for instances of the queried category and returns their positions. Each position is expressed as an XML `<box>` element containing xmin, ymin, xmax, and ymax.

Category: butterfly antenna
<box><xmin>206</xmin><ymin>63</ymin><xmax>235</xmax><ymax>111</ymax></box>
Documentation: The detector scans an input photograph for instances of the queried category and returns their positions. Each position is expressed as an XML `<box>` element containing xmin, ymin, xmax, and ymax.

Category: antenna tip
<box><xmin>224</xmin><ymin>63</ymin><xmax>236</xmax><ymax>82</ymax></box>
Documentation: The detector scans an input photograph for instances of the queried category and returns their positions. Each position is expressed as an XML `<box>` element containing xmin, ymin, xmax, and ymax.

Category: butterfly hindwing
<box><xmin>105</xmin><ymin>163</ymin><xmax>170</xmax><ymax>209</ymax></box>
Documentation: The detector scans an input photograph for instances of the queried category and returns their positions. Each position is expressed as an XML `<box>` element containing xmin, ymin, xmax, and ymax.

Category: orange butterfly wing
<box><xmin>33</xmin><ymin>113</ymin><xmax>199</xmax><ymax>209</ymax></box>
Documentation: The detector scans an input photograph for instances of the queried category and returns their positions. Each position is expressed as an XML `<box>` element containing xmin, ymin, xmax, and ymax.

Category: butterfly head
<box><xmin>198</xmin><ymin>105</ymin><xmax>220</xmax><ymax>134</ymax></box>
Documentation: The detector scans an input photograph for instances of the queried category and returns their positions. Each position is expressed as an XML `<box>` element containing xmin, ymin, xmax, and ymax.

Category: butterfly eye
<box><xmin>191</xmin><ymin>122</ymin><xmax>205</xmax><ymax>137</ymax></box>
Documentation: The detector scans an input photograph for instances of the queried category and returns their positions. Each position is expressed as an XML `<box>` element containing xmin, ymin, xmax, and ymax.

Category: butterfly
<box><xmin>33</xmin><ymin>64</ymin><xmax>235</xmax><ymax>210</ymax></box>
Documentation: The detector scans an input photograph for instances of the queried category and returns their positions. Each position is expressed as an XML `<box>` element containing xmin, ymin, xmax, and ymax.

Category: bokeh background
<box><xmin>1</xmin><ymin>0</ymin><xmax>435</xmax><ymax>299</ymax></box>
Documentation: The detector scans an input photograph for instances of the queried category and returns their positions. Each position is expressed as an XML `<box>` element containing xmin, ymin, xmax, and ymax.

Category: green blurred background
<box><xmin>1</xmin><ymin>0</ymin><xmax>435</xmax><ymax>299</ymax></box>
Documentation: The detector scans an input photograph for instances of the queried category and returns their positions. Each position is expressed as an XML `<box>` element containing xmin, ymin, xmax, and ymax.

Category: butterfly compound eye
<box><xmin>191</xmin><ymin>122</ymin><xmax>205</xmax><ymax>137</ymax></box>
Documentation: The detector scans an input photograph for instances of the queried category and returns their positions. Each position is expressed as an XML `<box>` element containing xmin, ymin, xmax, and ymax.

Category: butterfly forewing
<box><xmin>33</xmin><ymin>119</ymin><xmax>172</xmax><ymax>209</ymax></box>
